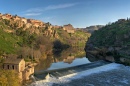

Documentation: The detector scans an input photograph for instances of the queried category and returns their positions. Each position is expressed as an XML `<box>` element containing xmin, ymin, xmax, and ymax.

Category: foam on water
<box><xmin>29</xmin><ymin>63</ymin><xmax>121</xmax><ymax>86</ymax></box>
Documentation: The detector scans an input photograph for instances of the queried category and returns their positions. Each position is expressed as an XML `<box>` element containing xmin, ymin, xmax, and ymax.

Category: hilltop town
<box><xmin>0</xmin><ymin>13</ymin><xmax>75</xmax><ymax>35</ymax></box>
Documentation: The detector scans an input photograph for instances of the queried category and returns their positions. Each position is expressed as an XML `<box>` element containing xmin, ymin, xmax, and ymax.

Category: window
<box><xmin>3</xmin><ymin>65</ymin><xmax>4</xmax><ymax>69</ymax></box>
<box><xmin>12</xmin><ymin>65</ymin><xmax>14</xmax><ymax>69</ymax></box>
<box><xmin>7</xmin><ymin>65</ymin><xmax>9</xmax><ymax>69</ymax></box>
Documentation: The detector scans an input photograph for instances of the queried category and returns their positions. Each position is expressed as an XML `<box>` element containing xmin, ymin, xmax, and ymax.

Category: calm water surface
<box><xmin>35</xmin><ymin>47</ymin><xmax>90</xmax><ymax>73</ymax></box>
<box><xmin>48</xmin><ymin>57</ymin><xmax>90</xmax><ymax>70</ymax></box>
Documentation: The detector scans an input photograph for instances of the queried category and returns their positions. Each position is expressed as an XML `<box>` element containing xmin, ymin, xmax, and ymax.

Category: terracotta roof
<box><xmin>3</xmin><ymin>58</ymin><xmax>24</xmax><ymax>64</ymax></box>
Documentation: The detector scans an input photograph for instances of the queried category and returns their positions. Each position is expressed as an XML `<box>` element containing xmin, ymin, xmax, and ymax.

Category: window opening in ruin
<box><xmin>12</xmin><ymin>65</ymin><xmax>15</xmax><ymax>69</ymax></box>
<box><xmin>7</xmin><ymin>65</ymin><xmax>9</xmax><ymax>69</ymax></box>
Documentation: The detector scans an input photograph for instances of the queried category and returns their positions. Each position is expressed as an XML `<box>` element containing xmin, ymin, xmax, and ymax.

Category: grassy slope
<box><xmin>0</xmin><ymin>22</ymin><xmax>21</xmax><ymax>54</ymax></box>
<box><xmin>72</xmin><ymin>30</ymin><xmax>90</xmax><ymax>47</ymax></box>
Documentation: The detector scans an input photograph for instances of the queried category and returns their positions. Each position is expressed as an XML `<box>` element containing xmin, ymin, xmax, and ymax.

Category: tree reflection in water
<box><xmin>35</xmin><ymin>47</ymin><xmax>86</xmax><ymax>72</ymax></box>
<box><xmin>34</xmin><ymin>55</ymin><xmax>53</xmax><ymax>72</ymax></box>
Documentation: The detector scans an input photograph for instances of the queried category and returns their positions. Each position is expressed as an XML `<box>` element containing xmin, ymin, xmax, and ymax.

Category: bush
<box><xmin>0</xmin><ymin>70</ymin><xmax>20</xmax><ymax>86</ymax></box>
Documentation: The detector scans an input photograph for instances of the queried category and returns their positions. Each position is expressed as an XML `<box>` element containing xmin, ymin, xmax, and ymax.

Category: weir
<box><xmin>34</xmin><ymin>60</ymin><xmax>111</xmax><ymax>80</ymax></box>
<box><xmin>30</xmin><ymin>60</ymin><xmax>130</xmax><ymax>86</ymax></box>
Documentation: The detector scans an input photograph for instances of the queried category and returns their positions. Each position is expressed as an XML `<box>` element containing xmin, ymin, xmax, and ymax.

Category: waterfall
<box><xmin>30</xmin><ymin>74</ymin><xmax>41</xmax><ymax>82</ymax></box>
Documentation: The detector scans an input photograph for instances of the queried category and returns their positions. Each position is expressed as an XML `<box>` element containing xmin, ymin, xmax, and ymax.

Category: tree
<box><xmin>0</xmin><ymin>70</ymin><xmax>20</xmax><ymax>86</ymax></box>
<box><xmin>36</xmin><ymin>36</ymin><xmax>52</xmax><ymax>54</ymax></box>
<box><xmin>53</xmin><ymin>40</ymin><xmax>63</xmax><ymax>50</ymax></box>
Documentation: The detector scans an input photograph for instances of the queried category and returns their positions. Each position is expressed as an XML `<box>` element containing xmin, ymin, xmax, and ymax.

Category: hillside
<box><xmin>87</xmin><ymin>19</ymin><xmax>130</xmax><ymax>46</ymax></box>
<box><xmin>85</xmin><ymin>18</ymin><xmax>130</xmax><ymax>64</ymax></box>
<box><xmin>0</xmin><ymin>13</ymin><xmax>90</xmax><ymax>62</ymax></box>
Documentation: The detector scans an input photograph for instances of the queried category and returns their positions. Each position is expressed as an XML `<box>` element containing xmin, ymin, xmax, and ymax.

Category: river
<box><xmin>30</xmin><ymin>47</ymin><xmax>130</xmax><ymax>86</ymax></box>
<box><xmin>34</xmin><ymin>47</ymin><xmax>90</xmax><ymax>73</ymax></box>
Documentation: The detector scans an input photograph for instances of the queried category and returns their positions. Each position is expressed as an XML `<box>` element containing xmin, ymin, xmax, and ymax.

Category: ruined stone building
<box><xmin>3</xmin><ymin>58</ymin><xmax>34</xmax><ymax>81</ymax></box>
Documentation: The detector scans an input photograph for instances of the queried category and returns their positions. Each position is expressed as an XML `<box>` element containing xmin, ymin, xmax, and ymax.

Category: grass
<box><xmin>0</xmin><ymin>28</ymin><xmax>22</xmax><ymax>54</ymax></box>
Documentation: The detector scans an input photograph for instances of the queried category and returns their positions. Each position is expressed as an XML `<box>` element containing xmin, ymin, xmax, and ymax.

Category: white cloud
<box><xmin>45</xmin><ymin>3</ymin><xmax>77</xmax><ymax>10</ymax></box>
<box><xmin>26</xmin><ymin>8</ymin><xmax>43</xmax><ymax>13</ymax></box>
<box><xmin>24</xmin><ymin>3</ymin><xmax>78</xmax><ymax>16</ymax></box>
<box><xmin>25</xmin><ymin>13</ymin><xmax>42</xmax><ymax>16</ymax></box>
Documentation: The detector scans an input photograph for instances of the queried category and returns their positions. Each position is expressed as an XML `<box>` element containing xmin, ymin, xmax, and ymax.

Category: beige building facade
<box><xmin>3</xmin><ymin>58</ymin><xmax>34</xmax><ymax>81</ymax></box>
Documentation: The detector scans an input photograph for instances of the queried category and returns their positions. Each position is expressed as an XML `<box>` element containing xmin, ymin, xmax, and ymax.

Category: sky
<box><xmin>0</xmin><ymin>0</ymin><xmax>130</xmax><ymax>28</ymax></box>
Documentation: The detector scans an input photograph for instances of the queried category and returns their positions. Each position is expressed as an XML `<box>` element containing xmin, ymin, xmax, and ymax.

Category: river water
<box><xmin>34</xmin><ymin>47</ymin><xmax>90</xmax><ymax>73</ymax></box>
<box><xmin>30</xmin><ymin>48</ymin><xmax>130</xmax><ymax>86</ymax></box>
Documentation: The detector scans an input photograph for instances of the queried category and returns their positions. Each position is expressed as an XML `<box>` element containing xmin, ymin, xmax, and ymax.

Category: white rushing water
<box><xmin>30</xmin><ymin>63</ymin><xmax>122</xmax><ymax>86</ymax></box>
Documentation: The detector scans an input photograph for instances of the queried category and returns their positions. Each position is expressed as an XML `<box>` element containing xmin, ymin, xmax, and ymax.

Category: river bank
<box><xmin>85</xmin><ymin>42</ymin><xmax>130</xmax><ymax>66</ymax></box>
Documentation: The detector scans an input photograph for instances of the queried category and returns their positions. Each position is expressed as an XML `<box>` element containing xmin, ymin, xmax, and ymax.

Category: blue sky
<box><xmin>0</xmin><ymin>0</ymin><xmax>130</xmax><ymax>28</ymax></box>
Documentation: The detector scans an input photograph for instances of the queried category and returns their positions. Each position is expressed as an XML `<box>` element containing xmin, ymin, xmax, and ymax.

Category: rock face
<box><xmin>85</xmin><ymin>42</ymin><xmax>119</xmax><ymax>62</ymax></box>
<box><xmin>85</xmin><ymin>19</ymin><xmax>130</xmax><ymax>64</ymax></box>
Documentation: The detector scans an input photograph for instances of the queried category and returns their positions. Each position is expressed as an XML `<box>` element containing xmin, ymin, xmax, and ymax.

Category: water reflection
<box><xmin>34</xmin><ymin>55</ymin><xmax>53</xmax><ymax>72</ymax></box>
<box><xmin>35</xmin><ymin>47</ymin><xmax>88</xmax><ymax>72</ymax></box>
<box><xmin>63</xmin><ymin>56</ymin><xmax>75</xmax><ymax>64</ymax></box>
<box><xmin>48</xmin><ymin>57</ymin><xmax>89</xmax><ymax>70</ymax></box>
<box><xmin>87</xmin><ymin>55</ymin><xmax>99</xmax><ymax>62</ymax></box>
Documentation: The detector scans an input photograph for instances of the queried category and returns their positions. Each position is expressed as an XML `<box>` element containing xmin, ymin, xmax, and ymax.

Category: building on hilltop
<box><xmin>13</xmin><ymin>15</ymin><xmax>21</xmax><ymax>20</ymax></box>
<box><xmin>21</xmin><ymin>17</ymin><xmax>27</xmax><ymax>24</ymax></box>
<box><xmin>27</xmin><ymin>19</ymin><xmax>44</xmax><ymax>27</ymax></box>
<box><xmin>0</xmin><ymin>13</ymin><xmax>45</xmax><ymax>28</ymax></box>
<box><xmin>3</xmin><ymin>58</ymin><xmax>34</xmax><ymax>81</ymax></box>
<box><xmin>2</xmin><ymin>13</ymin><xmax>12</xmax><ymax>20</ymax></box>
<box><xmin>63</xmin><ymin>24</ymin><xmax>75</xmax><ymax>33</ymax></box>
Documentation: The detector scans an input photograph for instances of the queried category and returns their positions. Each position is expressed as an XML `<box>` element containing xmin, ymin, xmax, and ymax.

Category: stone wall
<box><xmin>19</xmin><ymin>59</ymin><xmax>25</xmax><ymax>72</ymax></box>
